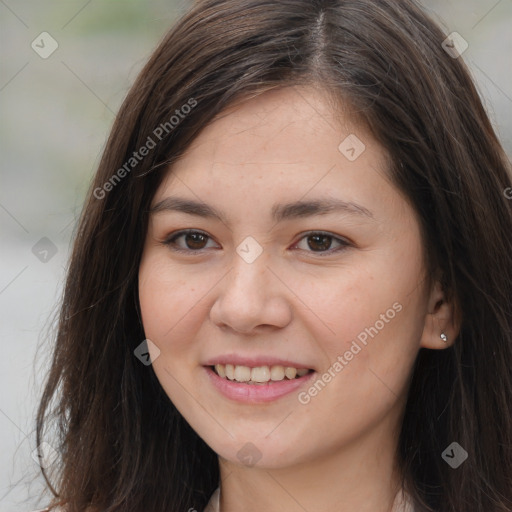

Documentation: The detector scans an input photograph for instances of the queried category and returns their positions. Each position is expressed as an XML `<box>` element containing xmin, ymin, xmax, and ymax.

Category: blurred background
<box><xmin>0</xmin><ymin>1</ymin><xmax>511</xmax><ymax>510</ymax></box>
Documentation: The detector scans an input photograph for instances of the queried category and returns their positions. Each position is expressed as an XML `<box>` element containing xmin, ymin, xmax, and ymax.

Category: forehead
<box><xmin>182</xmin><ymin>86</ymin><xmax>369</xmax><ymax>165</ymax></box>
<box><xmin>154</xmin><ymin>86</ymin><xmax>393</xmax><ymax>209</ymax></box>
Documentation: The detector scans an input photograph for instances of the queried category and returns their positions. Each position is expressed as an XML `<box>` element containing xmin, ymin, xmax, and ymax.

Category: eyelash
<box><xmin>161</xmin><ymin>229</ymin><xmax>351</xmax><ymax>256</ymax></box>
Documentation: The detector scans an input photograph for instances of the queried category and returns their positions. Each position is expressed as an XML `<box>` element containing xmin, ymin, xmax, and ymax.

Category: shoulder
<box><xmin>32</xmin><ymin>506</ymin><xmax>98</xmax><ymax>512</ymax></box>
<box><xmin>31</xmin><ymin>507</ymin><xmax>64</xmax><ymax>512</ymax></box>
<box><xmin>203</xmin><ymin>487</ymin><xmax>220</xmax><ymax>512</ymax></box>
<box><xmin>392</xmin><ymin>490</ymin><xmax>416</xmax><ymax>512</ymax></box>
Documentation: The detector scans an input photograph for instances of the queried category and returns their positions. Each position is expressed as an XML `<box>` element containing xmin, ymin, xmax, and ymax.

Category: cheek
<box><xmin>293</xmin><ymin>264</ymin><xmax>421</xmax><ymax>344</ymax></box>
<box><xmin>288</xmin><ymin>251</ymin><xmax>427</xmax><ymax>394</ymax></box>
<box><xmin>138</xmin><ymin>255</ymin><xmax>213</xmax><ymax>417</ymax></box>
<box><xmin>285</xmin><ymin>270</ymin><xmax>425</xmax><ymax>454</ymax></box>
<box><xmin>138</xmin><ymin>254</ymin><xmax>207</xmax><ymax>358</ymax></box>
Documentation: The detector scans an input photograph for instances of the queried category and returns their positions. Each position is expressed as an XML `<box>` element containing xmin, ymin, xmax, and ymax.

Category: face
<box><xmin>138</xmin><ymin>86</ymin><xmax>433</xmax><ymax>470</ymax></box>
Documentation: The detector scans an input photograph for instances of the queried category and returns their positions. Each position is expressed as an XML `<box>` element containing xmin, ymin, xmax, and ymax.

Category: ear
<box><xmin>420</xmin><ymin>280</ymin><xmax>460</xmax><ymax>349</ymax></box>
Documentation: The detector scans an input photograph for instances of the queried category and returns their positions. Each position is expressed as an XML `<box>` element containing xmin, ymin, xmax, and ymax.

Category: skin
<box><xmin>138</xmin><ymin>86</ymin><xmax>458</xmax><ymax>512</ymax></box>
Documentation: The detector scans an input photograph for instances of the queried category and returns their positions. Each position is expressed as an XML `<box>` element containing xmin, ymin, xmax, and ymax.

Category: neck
<box><xmin>217</xmin><ymin>420</ymin><xmax>404</xmax><ymax>512</ymax></box>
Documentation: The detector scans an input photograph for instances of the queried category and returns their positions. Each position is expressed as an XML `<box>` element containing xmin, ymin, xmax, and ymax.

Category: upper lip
<box><xmin>203</xmin><ymin>355</ymin><xmax>314</xmax><ymax>370</ymax></box>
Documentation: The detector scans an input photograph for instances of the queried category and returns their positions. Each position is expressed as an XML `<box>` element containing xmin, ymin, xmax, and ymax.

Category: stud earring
<box><xmin>440</xmin><ymin>333</ymin><xmax>447</xmax><ymax>343</ymax></box>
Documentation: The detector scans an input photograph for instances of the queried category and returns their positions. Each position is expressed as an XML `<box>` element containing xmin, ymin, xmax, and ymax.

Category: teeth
<box><xmin>213</xmin><ymin>364</ymin><xmax>311</xmax><ymax>383</ymax></box>
<box><xmin>251</xmin><ymin>366</ymin><xmax>270</xmax><ymax>382</ymax></box>
<box><xmin>234</xmin><ymin>365</ymin><xmax>251</xmax><ymax>382</ymax></box>
<box><xmin>285</xmin><ymin>367</ymin><xmax>297</xmax><ymax>379</ymax></box>
<box><xmin>215</xmin><ymin>364</ymin><xmax>226</xmax><ymax>378</ymax></box>
<box><xmin>270</xmin><ymin>365</ymin><xmax>285</xmax><ymax>381</ymax></box>
<box><xmin>225</xmin><ymin>364</ymin><xmax>235</xmax><ymax>380</ymax></box>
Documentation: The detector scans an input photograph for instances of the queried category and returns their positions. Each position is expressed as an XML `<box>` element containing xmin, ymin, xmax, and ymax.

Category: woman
<box><xmin>36</xmin><ymin>0</ymin><xmax>512</xmax><ymax>511</ymax></box>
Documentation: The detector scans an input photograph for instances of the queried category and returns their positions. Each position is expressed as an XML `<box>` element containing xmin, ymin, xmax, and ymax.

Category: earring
<box><xmin>440</xmin><ymin>333</ymin><xmax>448</xmax><ymax>343</ymax></box>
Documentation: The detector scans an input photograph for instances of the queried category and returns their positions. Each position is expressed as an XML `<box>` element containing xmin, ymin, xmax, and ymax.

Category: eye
<box><xmin>161</xmin><ymin>229</ymin><xmax>351</xmax><ymax>256</ymax></box>
<box><xmin>162</xmin><ymin>230</ymin><xmax>219</xmax><ymax>253</ymax></box>
<box><xmin>292</xmin><ymin>231</ymin><xmax>351</xmax><ymax>255</ymax></box>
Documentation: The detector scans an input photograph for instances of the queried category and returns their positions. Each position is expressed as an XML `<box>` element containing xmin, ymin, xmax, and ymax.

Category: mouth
<box><xmin>204</xmin><ymin>363</ymin><xmax>316</xmax><ymax>403</ymax></box>
<box><xmin>210</xmin><ymin>363</ymin><xmax>314</xmax><ymax>384</ymax></box>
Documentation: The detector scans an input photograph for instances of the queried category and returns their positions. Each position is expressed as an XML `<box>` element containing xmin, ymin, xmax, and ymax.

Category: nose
<box><xmin>209</xmin><ymin>252</ymin><xmax>293</xmax><ymax>335</ymax></box>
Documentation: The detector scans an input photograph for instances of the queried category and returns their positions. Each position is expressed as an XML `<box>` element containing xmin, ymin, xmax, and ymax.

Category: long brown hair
<box><xmin>36</xmin><ymin>1</ymin><xmax>512</xmax><ymax>511</ymax></box>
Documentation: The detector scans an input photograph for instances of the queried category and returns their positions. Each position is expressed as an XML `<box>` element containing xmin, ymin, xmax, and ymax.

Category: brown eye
<box><xmin>293</xmin><ymin>231</ymin><xmax>350</xmax><ymax>255</ymax></box>
<box><xmin>163</xmin><ymin>230</ymin><xmax>218</xmax><ymax>253</ymax></box>
<box><xmin>183</xmin><ymin>232</ymin><xmax>208</xmax><ymax>250</ymax></box>
<box><xmin>307</xmin><ymin>234</ymin><xmax>333</xmax><ymax>251</ymax></box>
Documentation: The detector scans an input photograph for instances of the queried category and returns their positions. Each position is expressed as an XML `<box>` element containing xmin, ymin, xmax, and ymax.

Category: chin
<box><xmin>209</xmin><ymin>434</ymin><xmax>309</xmax><ymax>470</ymax></box>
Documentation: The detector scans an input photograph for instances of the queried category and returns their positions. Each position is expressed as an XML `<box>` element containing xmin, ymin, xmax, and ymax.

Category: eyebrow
<box><xmin>149</xmin><ymin>196</ymin><xmax>374</xmax><ymax>223</ymax></box>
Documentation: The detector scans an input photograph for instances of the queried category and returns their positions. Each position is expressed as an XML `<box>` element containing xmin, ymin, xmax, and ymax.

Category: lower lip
<box><xmin>204</xmin><ymin>366</ymin><xmax>316</xmax><ymax>403</ymax></box>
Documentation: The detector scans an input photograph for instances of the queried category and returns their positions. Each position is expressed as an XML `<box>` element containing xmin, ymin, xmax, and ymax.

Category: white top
<box><xmin>34</xmin><ymin>487</ymin><xmax>415</xmax><ymax>512</ymax></box>
<box><xmin>203</xmin><ymin>486</ymin><xmax>416</xmax><ymax>511</ymax></box>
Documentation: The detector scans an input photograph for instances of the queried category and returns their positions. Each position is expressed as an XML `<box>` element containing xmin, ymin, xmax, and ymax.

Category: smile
<box><xmin>212</xmin><ymin>363</ymin><xmax>312</xmax><ymax>384</ymax></box>
<box><xmin>204</xmin><ymin>364</ymin><xmax>316</xmax><ymax>403</ymax></box>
